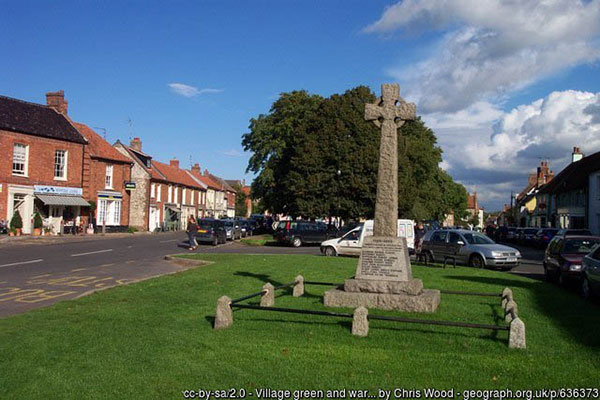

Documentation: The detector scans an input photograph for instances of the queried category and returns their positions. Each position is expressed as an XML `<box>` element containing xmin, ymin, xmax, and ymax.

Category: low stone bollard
<box><xmin>293</xmin><ymin>275</ymin><xmax>304</xmax><ymax>297</ymax></box>
<box><xmin>214</xmin><ymin>296</ymin><xmax>233</xmax><ymax>330</ymax></box>
<box><xmin>260</xmin><ymin>283</ymin><xmax>275</xmax><ymax>307</ymax></box>
<box><xmin>502</xmin><ymin>287</ymin><xmax>513</xmax><ymax>308</ymax></box>
<box><xmin>509</xmin><ymin>317</ymin><xmax>526</xmax><ymax>349</ymax></box>
<box><xmin>352</xmin><ymin>306</ymin><xmax>369</xmax><ymax>337</ymax></box>
<box><xmin>504</xmin><ymin>299</ymin><xmax>518</xmax><ymax>323</ymax></box>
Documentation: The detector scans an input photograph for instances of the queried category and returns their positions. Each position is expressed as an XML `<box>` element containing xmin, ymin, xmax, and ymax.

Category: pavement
<box><xmin>0</xmin><ymin>233</ymin><xmax>545</xmax><ymax>318</ymax></box>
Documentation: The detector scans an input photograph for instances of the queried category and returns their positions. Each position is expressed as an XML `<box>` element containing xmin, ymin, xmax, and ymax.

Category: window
<box><xmin>97</xmin><ymin>198</ymin><xmax>122</xmax><ymax>226</ymax></box>
<box><xmin>54</xmin><ymin>150</ymin><xmax>67</xmax><ymax>180</ymax></box>
<box><xmin>191</xmin><ymin>190</ymin><xmax>195</xmax><ymax>205</ymax></box>
<box><xmin>431</xmin><ymin>231</ymin><xmax>448</xmax><ymax>242</ymax></box>
<box><xmin>12</xmin><ymin>143</ymin><xmax>28</xmax><ymax>176</ymax></box>
<box><xmin>168</xmin><ymin>185</ymin><xmax>173</xmax><ymax>203</ymax></box>
<box><xmin>151</xmin><ymin>184</ymin><xmax>156</xmax><ymax>198</ymax></box>
<box><xmin>183</xmin><ymin>188</ymin><xmax>187</xmax><ymax>204</ymax></box>
<box><xmin>156</xmin><ymin>184</ymin><xmax>161</xmax><ymax>202</ymax></box>
<box><xmin>174</xmin><ymin>187</ymin><xmax>179</xmax><ymax>204</ymax></box>
<box><xmin>105</xmin><ymin>165</ymin><xmax>113</xmax><ymax>189</ymax></box>
<box><xmin>448</xmin><ymin>232</ymin><xmax>462</xmax><ymax>244</ymax></box>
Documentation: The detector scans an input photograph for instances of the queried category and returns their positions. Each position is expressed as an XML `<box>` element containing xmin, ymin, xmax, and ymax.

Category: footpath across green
<box><xmin>0</xmin><ymin>254</ymin><xmax>598</xmax><ymax>398</ymax></box>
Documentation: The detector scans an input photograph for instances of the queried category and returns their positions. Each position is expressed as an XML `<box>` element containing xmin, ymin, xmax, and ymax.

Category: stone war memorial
<box><xmin>324</xmin><ymin>83</ymin><xmax>440</xmax><ymax>313</ymax></box>
<box><xmin>214</xmin><ymin>83</ymin><xmax>525</xmax><ymax>349</ymax></box>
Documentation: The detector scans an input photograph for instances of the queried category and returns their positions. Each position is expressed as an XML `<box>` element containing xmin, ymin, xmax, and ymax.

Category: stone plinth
<box><xmin>324</xmin><ymin>288</ymin><xmax>440</xmax><ymax>313</ymax></box>
<box><xmin>345</xmin><ymin>278</ymin><xmax>423</xmax><ymax>295</ymax></box>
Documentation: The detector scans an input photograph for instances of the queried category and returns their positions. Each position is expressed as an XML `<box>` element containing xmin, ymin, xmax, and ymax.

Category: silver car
<box><xmin>422</xmin><ymin>229</ymin><xmax>521</xmax><ymax>269</ymax></box>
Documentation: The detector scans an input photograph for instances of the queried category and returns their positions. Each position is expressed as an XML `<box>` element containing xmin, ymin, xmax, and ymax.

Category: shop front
<box><xmin>164</xmin><ymin>204</ymin><xmax>181</xmax><ymax>231</ymax></box>
<box><xmin>6</xmin><ymin>184</ymin><xmax>35</xmax><ymax>234</ymax></box>
<box><xmin>96</xmin><ymin>191</ymin><xmax>124</xmax><ymax>233</ymax></box>
<box><xmin>34</xmin><ymin>185</ymin><xmax>89</xmax><ymax>234</ymax></box>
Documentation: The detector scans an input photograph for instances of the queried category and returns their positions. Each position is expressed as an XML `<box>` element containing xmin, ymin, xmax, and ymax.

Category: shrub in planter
<box><xmin>10</xmin><ymin>211</ymin><xmax>23</xmax><ymax>235</ymax></box>
<box><xmin>33</xmin><ymin>212</ymin><xmax>43</xmax><ymax>236</ymax></box>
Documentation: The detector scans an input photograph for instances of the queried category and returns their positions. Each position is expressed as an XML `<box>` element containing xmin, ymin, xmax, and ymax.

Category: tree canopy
<box><xmin>242</xmin><ymin>86</ymin><xmax>467</xmax><ymax>222</ymax></box>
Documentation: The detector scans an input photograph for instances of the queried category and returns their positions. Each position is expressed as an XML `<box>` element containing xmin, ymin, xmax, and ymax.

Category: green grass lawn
<box><xmin>1</xmin><ymin>254</ymin><xmax>599</xmax><ymax>398</ymax></box>
<box><xmin>240</xmin><ymin>234</ymin><xmax>275</xmax><ymax>246</ymax></box>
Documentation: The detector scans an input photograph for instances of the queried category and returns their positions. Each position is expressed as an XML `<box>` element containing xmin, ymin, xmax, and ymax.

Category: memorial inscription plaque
<box><xmin>356</xmin><ymin>236</ymin><xmax>411</xmax><ymax>281</ymax></box>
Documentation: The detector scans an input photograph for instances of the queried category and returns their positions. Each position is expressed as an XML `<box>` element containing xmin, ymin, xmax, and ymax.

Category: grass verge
<box><xmin>240</xmin><ymin>234</ymin><xmax>276</xmax><ymax>246</ymax></box>
<box><xmin>0</xmin><ymin>254</ymin><xmax>599</xmax><ymax>398</ymax></box>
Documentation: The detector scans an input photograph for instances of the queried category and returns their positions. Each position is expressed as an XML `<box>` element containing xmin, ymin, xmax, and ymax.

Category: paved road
<box><xmin>0</xmin><ymin>232</ymin><xmax>215</xmax><ymax>317</ymax></box>
<box><xmin>0</xmin><ymin>233</ymin><xmax>545</xmax><ymax>317</ymax></box>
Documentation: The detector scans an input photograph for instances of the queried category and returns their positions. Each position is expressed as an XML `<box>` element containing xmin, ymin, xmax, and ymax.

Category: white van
<box><xmin>320</xmin><ymin>219</ymin><xmax>415</xmax><ymax>257</ymax></box>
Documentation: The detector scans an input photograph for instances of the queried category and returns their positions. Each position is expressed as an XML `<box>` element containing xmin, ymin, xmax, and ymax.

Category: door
<box><xmin>428</xmin><ymin>231</ymin><xmax>448</xmax><ymax>262</ymax></box>
<box><xmin>447</xmin><ymin>231</ymin><xmax>466</xmax><ymax>262</ymax></box>
<box><xmin>149</xmin><ymin>206</ymin><xmax>159</xmax><ymax>232</ymax></box>
<box><xmin>338</xmin><ymin>228</ymin><xmax>362</xmax><ymax>256</ymax></box>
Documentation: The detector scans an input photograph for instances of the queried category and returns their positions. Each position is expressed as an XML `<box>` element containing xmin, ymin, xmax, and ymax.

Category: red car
<box><xmin>543</xmin><ymin>235</ymin><xmax>600</xmax><ymax>285</ymax></box>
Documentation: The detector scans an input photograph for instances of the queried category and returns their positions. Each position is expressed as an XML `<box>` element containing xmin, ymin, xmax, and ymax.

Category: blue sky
<box><xmin>2</xmin><ymin>1</ymin><xmax>600</xmax><ymax>211</ymax></box>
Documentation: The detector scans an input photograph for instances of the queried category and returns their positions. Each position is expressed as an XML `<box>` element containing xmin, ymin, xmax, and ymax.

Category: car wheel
<box><xmin>581</xmin><ymin>276</ymin><xmax>591</xmax><ymax>299</ymax></box>
<box><xmin>212</xmin><ymin>237</ymin><xmax>218</xmax><ymax>246</ymax></box>
<box><xmin>469</xmin><ymin>254</ymin><xmax>485</xmax><ymax>269</ymax></box>
<box><xmin>324</xmin><ymin>246</ymin><xmax>336</xmax><ymax>257</ymax></box>
<box><xmin>292</xmin><ymin>236</ymin><xmax>302</xmax><ymax>248</ymax></box>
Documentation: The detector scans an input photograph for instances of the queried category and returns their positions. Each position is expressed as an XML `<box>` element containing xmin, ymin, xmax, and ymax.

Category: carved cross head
<box><xmin>365</xmin><ymin>83</ymin><xmax>417</xmax><ymax>129</ymax></box>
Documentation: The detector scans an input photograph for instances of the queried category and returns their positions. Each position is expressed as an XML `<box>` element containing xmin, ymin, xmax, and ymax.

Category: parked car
<box><xmin>543</xmin><ymin>235</ymin><xmax>600</xmax><ymax>285</ymax></box>
<box><xmin>581</xmin><ymin>244</ymin><xmax>600</xmax><ymax>298</ymax></box>
<box><xmin>223</xmin><ymin>219</ymin><xmax>242</xmax><ymax>240</ymax></box>
<box><xmin>506</xmin><ymin>227</ymin><xmax>518</xmax><ymax>241</ymax></box>
<box><xmin>555</xmin><ymin>228</ymin><xmax>592</xmax><ymax>237</ymax></box>
<box><xmin>195</xmin><ymin>218</ymin><xmax>227</xmax><ymax>246</ymax></box>
<box><xmin>519</xmin><ymin>228</ymin><xmax>539</xmax><ymax>245</ymax></box>
<box><xmin>274</xmin><ymin>221</ymin><xmax>337</xmax><ymax>247</ymax></box>
<box><xmin>421</xmin><ymin>229</ymin><xmax>521</xmax><ymax>269</ymax></box>
<box><xmin>239</xmin><ymin>219</ymin><xmax>253</xmax><ymax>237</ymax></box>
<box><xmin>534</xmin><ymin>228</ymin><xmax>559</xmax><ymax>248</ymax></box>
<box><xmin>320</xmin><ymin>219</ymin><xmax>415</xmax><ymax>257</ymax></box>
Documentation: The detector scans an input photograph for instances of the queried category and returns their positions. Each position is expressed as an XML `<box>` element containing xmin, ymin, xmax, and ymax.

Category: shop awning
<box><xmin>36</xmin><ymin>194</ymin><xmax>90</xmax><ymax>207</ymax></box>
<box><xmin>166</xmin><ymin>205</ymin><xmax>181</xmax><ymax>213</ymax></box>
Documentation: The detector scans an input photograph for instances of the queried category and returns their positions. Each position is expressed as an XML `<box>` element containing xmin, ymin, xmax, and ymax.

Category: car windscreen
<box><xmin>524</xmin><ymin>229</ymin><xmax>538</xmax><ymax>234</ymax></box>
<box><xmin>562</xmin><ymin>238</ymin><xmax>600</xmax><ymax>254</ymax></box>
<box><xmin>463</xmin><ymin>233</ymin><xmax>495</xmax><ymax>245</ymax></box>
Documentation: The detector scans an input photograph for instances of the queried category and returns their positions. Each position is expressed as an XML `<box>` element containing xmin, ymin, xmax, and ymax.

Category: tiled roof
<box><xmin>0</xmin><ymin>95</ymin><xmax>86</xmax><ymax>144</ymax></box>
<box><xmin>151</xmin><ymin>160</ymin><xmax>204</xmax><ymax>189</ymax></box>
<box><xmin>189</xmin><ymin>170</ymin><xmax>221</xmax><ymax>190</ymax></box>
<box><xmin>539</xmin><ymin>151</ymin><xmax>600</xmax><ymax>195</ymax></box>
<box><xmin>73</xmin><ymin>123</ymin><xmax>131</xmax><ymax>163</ymax></box>
<box><xmin>209</xmin><ymin>173</ymin><xmax>235</xmax><ymax>191</ymax></box>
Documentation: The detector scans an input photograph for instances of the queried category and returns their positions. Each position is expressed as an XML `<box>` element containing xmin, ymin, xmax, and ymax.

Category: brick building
<box><xmin>114</xmin><ymin>138</ymin><xmax>206</xmax><ymax>231</ymax></box>
<box><xmin>0</xmin><ymin>92</ymin><xmax>89</xmax><ymax>234</ymax></box>
<box><xmin>73</xmin><ymin>122</ymin><xmax>133</xmax><ymax>232</ymax></box>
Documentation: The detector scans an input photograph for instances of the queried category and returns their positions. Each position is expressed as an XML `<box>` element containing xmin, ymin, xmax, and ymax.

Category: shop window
<box><xmin>97</xmin><ymin>198</ymin><xmax>122</xmax><ymax>226</ymax></box>
<box><xmin>54</xmin><ymin>150</ymin><xmax>67</xmax><ymax>180</ymax></box>
<box><xmin>105</xmin><ymin>165</ymin><xmax>113</xmax><ymax>189</ymax></box>
<box><xmin>12</xmin><ymin>143</ymin><xmax>28</xmax><ymax>176</ymax></box>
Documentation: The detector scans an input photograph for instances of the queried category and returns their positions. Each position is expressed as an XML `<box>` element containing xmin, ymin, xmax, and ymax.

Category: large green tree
<box><xmin>242</xmin><ymin>86</ymin><xmax>467</xmax><ymax>221</ymax></box>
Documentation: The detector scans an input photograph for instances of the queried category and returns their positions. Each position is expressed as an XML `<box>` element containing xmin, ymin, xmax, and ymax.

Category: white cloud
<box><xmin>431</xmin><ymin>90</ymin><xmax>600</xmax><ymax>209</ymax></box>
<box><xmin>366</xmin><ymin>0</ymin><xmax>600</xmax><ymax>113</ymax></box>
<box><xmin>220</xmin><ymin>149</ymin><xmax>243</xmax><ymax>157</ymax></box>
<box><xmin>168</xmin><ymin>83</ymin><xmax>224</xmax><ymax>98</ymax></box>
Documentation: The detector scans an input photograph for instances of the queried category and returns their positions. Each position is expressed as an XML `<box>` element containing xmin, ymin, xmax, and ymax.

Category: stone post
<box><xmin>214</xmin><ymin>296</ymin><xmax>233</xmax><ymax>330</ymax></box>
<box><xmin>504</xmin><ymin>300</ymin><xmax>518</xmax><ymax>323</ymax></box>
<box><xmin>293</xmin><ymin>275</ymin><xmax>304</xmax><ymax>297</ymax></box>
<box><xmin>352</xmin><ymin>306</ymin><xmax>369</xmax><ymax>337</ymax></box>
<box><xmin>509</xmin><ymin>317</ymin><xmax>526</xmax><ymax>349</ymax></box>
<box><xmin>260</xmin><ymin>283</ymin><xmax>275</xmax><ymax>307</ymax></box>
<box><xmin>502</xmin><ymin>287</ymin><xmax>513</xmax><ymax>308</ymax></box>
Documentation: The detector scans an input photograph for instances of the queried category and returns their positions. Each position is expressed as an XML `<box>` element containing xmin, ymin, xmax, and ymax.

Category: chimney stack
<box><xmin>46</xmin><ymin>90</ymin><xmax>68</xmax><ymax>114</ymax></box>
<box><xmin>130</xmin><ymin>137</ymin><xmax>142</xmax><ymax>152</ymax></box>
<box><xmin>191</xmin><ymin>163</ymin><xmax>201</xmax><ymax>175</ymax></box>
<box><xmin>170</xmin><ymin>158</ymin><xmax>180</xmax><ymax>169</ymax></box>
<box><xmin>204</xmin><ymin>169</ymin><xmax>209</xmax><ymax>176</ymax></box>
<box><xmin>572</xmin><ymin>147</ymin><xmax>583</xmax><ymax>163</ymax></box>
